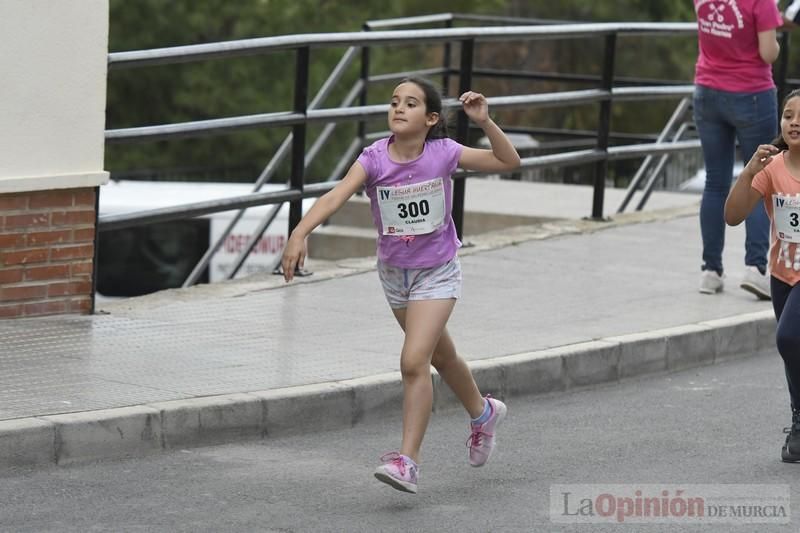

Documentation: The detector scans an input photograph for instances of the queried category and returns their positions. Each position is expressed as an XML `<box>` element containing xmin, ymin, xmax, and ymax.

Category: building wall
<box><xmin>0</xmin><ymin>0</ymin><xmax>109</xmax><ymax>318</ymax></box>
<box><xmin>0</xmin><ymin>188</ymin><xmax>96</xmax><ymax>317</ymax></box>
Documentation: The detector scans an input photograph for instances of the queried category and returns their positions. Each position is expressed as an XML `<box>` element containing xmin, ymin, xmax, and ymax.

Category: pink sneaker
<box><xmin>467</xmin><ymin>396</ymin><xmax>507</xmax><ymax>467</ymax></box>
<box><xmin>374</xmin><ymin>452</ymin><xmax>419</xmax><ymax>494</ymax></box>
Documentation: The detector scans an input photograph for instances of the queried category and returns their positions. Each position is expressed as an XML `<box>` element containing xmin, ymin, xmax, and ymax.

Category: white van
<box><xmin>97</xmin><ymin>180</ymin><xmax>313</xmax><ymax>296</ymax></box>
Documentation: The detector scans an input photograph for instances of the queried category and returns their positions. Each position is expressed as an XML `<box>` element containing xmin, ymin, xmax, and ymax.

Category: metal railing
<box><xmin>101</xmin><ymin>16</ymin><xmax>712</xmax><ymax>289</ymax></box>
<box><xmin>616</xmin><ymin>97</ymin><xmax>692</xmax><ymax>213</ymax></box>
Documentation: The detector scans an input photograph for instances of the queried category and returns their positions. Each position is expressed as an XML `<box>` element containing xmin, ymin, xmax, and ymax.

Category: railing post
<box><xmin>591</xmin><ymin>32</ymin><xmax>616</xmax><ymax>220</ymax></box>
<box><xmin>454</xmin><ymin>38</ymin><xmax>474</xmax><ymax>240</ymax></box>
<box><xmin>442</xmin><ymin>18</ymin><xmax>454</xmax><ymax>96</ymax></box>
<box><xmin>358</xmin><ymin>23</ymin><xmax>371</xmax><ymax>146</ymax></box>
<box><xmin>289</xmin><ymin>46</ymin><xmax>309</xmax><ymax>235</ymax></box>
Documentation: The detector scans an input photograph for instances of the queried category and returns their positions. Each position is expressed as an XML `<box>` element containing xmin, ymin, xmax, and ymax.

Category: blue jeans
<box><xmin>693</xmin><ymin>85</ymin><xmax>775</xmax><ymax>274</ymax></box>
<box><xmin>772</xmin><ymin>276</ymin><xmax>800</xmax><ymax>408</ymax></box>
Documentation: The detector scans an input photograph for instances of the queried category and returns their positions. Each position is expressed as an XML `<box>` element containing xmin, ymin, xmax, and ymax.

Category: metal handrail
<box><xmin>471</xmin><ymin>68</ymin><xmax>692</xmax><ymax>87</ymax></box>
<box><xmin>107</xmin><ymin>23</ymin><xmax>695</xmax><ymax>70</ymax></box>
<box><xmin>365</xmin><ymin>12</ymin><xmax>575</xmax><ymax>29</ymax></box>
<box><xmin>364</xmin><ymin>13</ymin><xmax>456</xmax><ymax>29</ymax></box>
<box><xmin>106</xmin><ymin>86</ymin><xmax>695</xmax><ymax>144</ymax></box>
<box><xmin>607</xmin><ymin>139</ymin><xmax>700</xmax><ymax>160</ymax></box>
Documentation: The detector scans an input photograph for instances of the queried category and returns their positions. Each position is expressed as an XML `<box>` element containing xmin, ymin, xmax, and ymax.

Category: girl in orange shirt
<box><xmin>725</xmin><ymin>88</ymin><xmax>800</xmax><ymax>462</ymax></box>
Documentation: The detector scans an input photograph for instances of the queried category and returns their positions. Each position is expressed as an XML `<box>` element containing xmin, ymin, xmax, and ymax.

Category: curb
<box><xmin>0</xmin><ymin>310</ymin><xmax>775</xmax><ymax>468</ymax></box>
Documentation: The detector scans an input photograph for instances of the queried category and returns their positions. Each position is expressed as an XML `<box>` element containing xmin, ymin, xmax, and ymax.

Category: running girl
<box><xmin>281</xmin><ymin>77</ymin><xmax>520</xmax><ymax>493</ymax></box>
<box><xmin>725</xmin><ymin>88</ymin><xmax>800</xmax><ymax>462</ymax></box>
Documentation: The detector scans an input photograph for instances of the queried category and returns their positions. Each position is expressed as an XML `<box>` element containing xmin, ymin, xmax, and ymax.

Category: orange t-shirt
<box><xmin>752</xmin><ymin>152</ymin><xmax>800</xmax><ymax>286</ymax></box>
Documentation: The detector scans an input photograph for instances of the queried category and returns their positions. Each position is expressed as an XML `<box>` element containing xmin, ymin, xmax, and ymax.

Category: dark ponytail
<box><xmin>774</xmin><ymin>89</ymin><xmax>800</xmax><ymax>151</ymax></box>
<box><xmin>428</xmin><ymin>110</ymin><xmax>448</xmax><ymax>140</ymax></box>
<box><xmin>400</xmin><ymin>76</ymin><xmax>449</xmax><ymax>140</ymax></box>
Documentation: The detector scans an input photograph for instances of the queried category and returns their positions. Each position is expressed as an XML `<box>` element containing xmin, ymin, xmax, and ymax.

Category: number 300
<box><xmin>397</xmin><ymin>200</ymin><xmax>430</xmax><ymax>218</ymax></box>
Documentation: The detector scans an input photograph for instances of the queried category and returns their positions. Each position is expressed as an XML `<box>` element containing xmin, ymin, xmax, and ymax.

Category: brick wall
<box><xmin>0</xmin><ymin>188</ymin><xmax>96</xmax><ymax>318</ymax></box>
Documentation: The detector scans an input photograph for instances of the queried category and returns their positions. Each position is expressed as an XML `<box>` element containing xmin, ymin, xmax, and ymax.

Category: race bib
<box><xmin>774</xmin><ymin>194</ymin><xmax>800</xmax><ymax>243</ymax></box>
<box><xmin>377</xmin><ymin>177</ymin><xmax>446</xmax><ymax>236</ymax></box>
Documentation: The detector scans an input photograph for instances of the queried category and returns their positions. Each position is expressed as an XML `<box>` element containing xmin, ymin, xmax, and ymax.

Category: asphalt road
<box><xmin>1</xmin><ymin>350</ymin><xmax>797</xmax><ymax>533</ymax></box>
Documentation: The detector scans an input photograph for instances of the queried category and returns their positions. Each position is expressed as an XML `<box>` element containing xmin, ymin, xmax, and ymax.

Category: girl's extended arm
<box><xmin>724</xmin><ymin>144</ymin><xmax>776</xmax><ymax>226</ymax></box>
<box><xmin>456</xmin><ymin>91</ymin><xmax>521</xmax><ymax>173</ymax></box>
<box><xmin>281</xmin><ymin>161</ymin><xmax>367</xmax><ymax>281</ymax></box>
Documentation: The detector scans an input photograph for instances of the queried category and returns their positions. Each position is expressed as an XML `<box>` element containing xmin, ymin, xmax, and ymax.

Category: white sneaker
<box><xmin>740</xmin><ymin>266</ymin><xmax>771</xmax><ymax>300</ymax></box>
<box><xmin>699</xmin><ymin>270</ymin><xmax>724</xmax><ymax>294</ymax></box>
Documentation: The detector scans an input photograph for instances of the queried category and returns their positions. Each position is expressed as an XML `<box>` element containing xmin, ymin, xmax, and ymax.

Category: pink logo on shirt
<box><xmin>698</xmin><ymin>0</ymin><xmax>743</xmax><ymax>38</ymax></box>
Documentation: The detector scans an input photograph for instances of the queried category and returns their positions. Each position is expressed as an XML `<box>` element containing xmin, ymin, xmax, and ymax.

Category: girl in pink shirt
<box><xmin>725</xmin><ymin>88</ymin><xmax>800</xmax><ymax>462</ymax></box>
<box><xmin>281</xmin><ymin>77</ymin><xmax>520</xmax><ymax>493</ymax></box>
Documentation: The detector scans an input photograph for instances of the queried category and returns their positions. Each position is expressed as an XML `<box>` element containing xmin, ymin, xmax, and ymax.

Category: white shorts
<box><xmin>377</xmin><ymin>256</ymin><xmax>462</xmax><ymax>309</ymax></box>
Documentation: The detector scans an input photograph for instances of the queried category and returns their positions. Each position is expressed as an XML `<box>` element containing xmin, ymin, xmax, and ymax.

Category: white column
<box><xmin>0</xmin><ymin>0</ymin><xmax>110</xmax><ymax>193</ymax></box>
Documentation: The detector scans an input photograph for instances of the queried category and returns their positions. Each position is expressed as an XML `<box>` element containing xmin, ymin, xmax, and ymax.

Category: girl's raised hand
<box><xmin>744</xmin><ymin>144</ymin><xmax>780</xmax><ymax>177</ymax></box>
<box><xmin>281</xmin><ymin>234</ymin><xmax>306</xmax><ymax>282</ymax></box>
<box><xmin>459</xmin><ymin>91</ymin><xmax>489</xmax><ymax>125</ymax></box>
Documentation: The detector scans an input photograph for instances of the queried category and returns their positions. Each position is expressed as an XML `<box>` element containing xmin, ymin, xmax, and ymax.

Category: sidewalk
<box><xmin>0</xmin><ymin>185</ymin><xmax>778</xmax><ymax>467</ymax></box>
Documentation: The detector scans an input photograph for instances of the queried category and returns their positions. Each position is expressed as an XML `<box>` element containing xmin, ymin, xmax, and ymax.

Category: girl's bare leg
<box><xmin>429</xmin><ymin>327</ymin><xmax>484</xmax><ymax>418</ymax></box>
<box><xmin>391</xmin><ymin>300</ymin><xmax>483</xmax><ymax>463</ymax></box>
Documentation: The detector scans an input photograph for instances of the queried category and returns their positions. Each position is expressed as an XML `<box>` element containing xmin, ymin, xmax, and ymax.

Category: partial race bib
<box><xmin>377</xmin><ymin>177</ymin><xmax>446</xmax><ymax>236</ymax></box>
<box><xmin>774</xmin><ymin>193</ymin><xmax>800</xmax><ymax>243</ymax></box>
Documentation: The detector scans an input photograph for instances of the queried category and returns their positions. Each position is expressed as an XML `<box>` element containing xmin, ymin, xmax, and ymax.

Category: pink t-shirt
<box><xmin>357</xmin><ymin>136</ymin><xmax>463</xmax><ymax>269</ymax></box>
<box><xmin>694</xmin><ymin>0</ymin><xmax>782</xmax><ymax>92</ymax></box>
<box><xmin>751</xmin><ymin>153</ymin><xmax>800</xmax><ymax>286</ymax></box>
